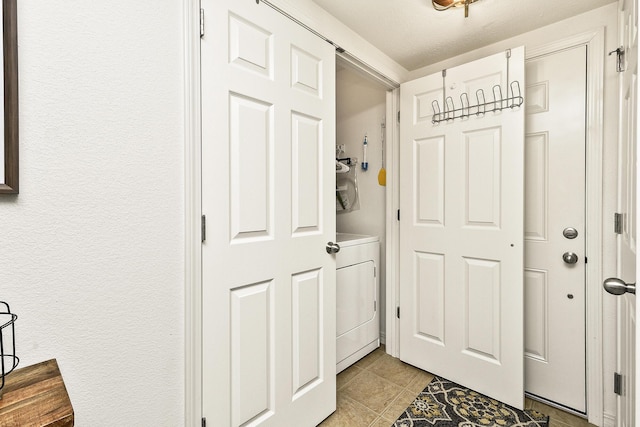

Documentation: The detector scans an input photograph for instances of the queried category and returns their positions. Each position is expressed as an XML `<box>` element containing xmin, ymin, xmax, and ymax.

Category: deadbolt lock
<box><xmin>563</xmin><ymin>227</ymin><xmax>578</xmax><ymax>239</ymax></box>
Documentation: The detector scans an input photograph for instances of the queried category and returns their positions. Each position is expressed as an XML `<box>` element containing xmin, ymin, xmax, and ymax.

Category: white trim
<box><xmin>184</xmin><ymin>0</ymin><xmax>202</xmax><ymax>425</ymax></box>
<box><xmin>385</xmin><ymin>88</ymin><xmax>401</xmax><ymax>358</ymax></box>
<box><xmin>584</xmin><ymin>27</ymin><xmax>605</xmax><ymax>427</ymax></box>
<box><xmin>385</xmin><ymin>29</ymin><xmax>606</xmax><ymax>423</ymax></box>
<box><xmin>603</xmin><ymin>411</ymin><xmax>616</xmax><ymax>427</ymax></box>
<box><xmin>337</xmin><ymin>52</ymin><xmax>400</xmax><ymax>89</ymax></box>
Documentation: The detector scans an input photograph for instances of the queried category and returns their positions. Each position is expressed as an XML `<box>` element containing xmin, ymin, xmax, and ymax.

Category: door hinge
<box><xmin>614</xmin><ymin>372</ymin><xmax>622</xmax><ymax>395</ymax></box>
<box><xmin>397</xmin><ymin>209</ymin><xmax>400</xmax><ymax>221</ymax></box>
<box><xmin>374</xmin><ymin>301</ymin><xmax>377</xmax><ymax>312</ymax></box>
<box><xmin>396</xmin><ymin>306</ymin><xmax>400</xmax><ymax>319</ymax></box>
<box><xmin>200</xmin><ymin>8</ymin><xmax>205</xmax><ymax>38</ymax></box>
<box><xmin>202</xmin><ymin>417</ymin><xmax>207</xmax><ymax>427</ymax></box>
<box><xmin>374</xmin><ymin>265</ymin><xmax>377</xmax><ymax>278</ymax></box>
<box><xmin>201</xmin><ymin>215</ymin><xmax>206</xmax><ymax>242</ymax></box>
<box><xmin>614</xmin><ymin>212</ymin><xmax>623</xmax><ymax>234</ymax></box>
<box><xmin>397</xmin><ymin>110</ymin><xmax>400</xmax><ymax>122</ymax></box>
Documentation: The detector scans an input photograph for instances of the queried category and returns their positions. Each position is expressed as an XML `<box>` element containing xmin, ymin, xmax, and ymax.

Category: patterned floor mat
<box><xmin>393</xmin><ymin>376</ymin><xmax>548</xmax><ymax>427</ymax></box>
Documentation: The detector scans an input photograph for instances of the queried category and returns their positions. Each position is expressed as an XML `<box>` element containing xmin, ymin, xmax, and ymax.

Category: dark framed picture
<box><xmin>0</xmin><ymin>0</ymin><xmax>17</xmax><ymax>194</ymax></box>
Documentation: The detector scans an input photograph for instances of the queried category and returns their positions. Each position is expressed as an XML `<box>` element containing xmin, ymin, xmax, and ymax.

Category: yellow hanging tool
<box><xmin>378</xmin><ymin>121</ymin><xmax>386</xmax><ymax>186</ymax></box>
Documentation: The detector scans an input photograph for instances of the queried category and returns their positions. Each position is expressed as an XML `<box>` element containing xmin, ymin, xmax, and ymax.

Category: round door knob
<box><xmin>326</xmin><ymin>242</ymin><xmax>340</xmax><ymax>254</ymax></box>
<box><xmin>562</xmin><ymin>252</ymin><xmax>579</xmax><ymax>264</ymax></box>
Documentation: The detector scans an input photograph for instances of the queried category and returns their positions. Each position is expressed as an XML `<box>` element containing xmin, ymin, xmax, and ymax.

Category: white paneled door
<box><xmin>399</xmin><ymin>48</ymin><xmax>525</xmax><ymax>409</ymax></box>
<box><xmin>524</xmin><ymin>46</ymin><xmax>587</xmax><ymax>413</ymax></box>
<box><xmin>612</xmin><ymin>1</ymin><xmax>637</xmax><ymax>426</ymax></box>
<box><xmin>201</xmin><ymin>0</ymin><xmax>337</xmax><ymax>426</ymax></box>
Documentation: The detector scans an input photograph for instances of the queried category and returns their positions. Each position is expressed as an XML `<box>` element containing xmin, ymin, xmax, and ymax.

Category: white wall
<box><xmin>336</xmin><ymin>64</ymin><xmax>388</xmax><ymax>339</ymax></box>
<box><xmin>0</xmin><ymin>2</ymin><xmax>185</xmax><ymax>425</ymax></box>
<box><xmin>408</xmin><ymin>4</ymin><xmax>619</xmax><ymax>424</ymax></box>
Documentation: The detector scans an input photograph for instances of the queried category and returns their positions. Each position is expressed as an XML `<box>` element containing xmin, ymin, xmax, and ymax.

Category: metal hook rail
<box><xmin>431</xmin><ymin>80</ymin><xmax>523</xmax><ymax>124</ymax></box>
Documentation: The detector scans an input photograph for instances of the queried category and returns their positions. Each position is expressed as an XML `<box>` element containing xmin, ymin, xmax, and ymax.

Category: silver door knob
<box><xmin>603</xmin><ymin>277</ymin><xmax>636</xmax><ymax>295</ymax></box>
<box><xmin>326</xmin><ymin>242</ymin><xmax>340</xmax><ymax>254</ymax></box>
<box><xmin>562</xmin><ymin>252</ymin><xmax>579</xmax><ymax>264</ymax></box>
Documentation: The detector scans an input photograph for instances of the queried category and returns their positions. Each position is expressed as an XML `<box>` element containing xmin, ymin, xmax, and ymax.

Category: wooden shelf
<box><xmin>0</xmin><ymin>359</ymin><xmax>74</xmax><ymax>426</ymax></box>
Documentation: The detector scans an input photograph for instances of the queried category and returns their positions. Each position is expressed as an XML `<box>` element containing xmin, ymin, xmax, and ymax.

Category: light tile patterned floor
<box><xmin>318</xmin><ymin>346</ymin><xmax>597</xmax><ymax>427</ymax></box>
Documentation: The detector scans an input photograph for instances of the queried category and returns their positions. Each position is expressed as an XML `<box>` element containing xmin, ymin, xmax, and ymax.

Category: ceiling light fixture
<box><xmin>432</xmin><ymin>0</ymin><xmax>479</xmax><ymax>18</ymax></box>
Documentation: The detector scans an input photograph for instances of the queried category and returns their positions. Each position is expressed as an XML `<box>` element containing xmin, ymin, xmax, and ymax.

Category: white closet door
<box><xmin>399</xmin><ymin>48</ymin><xmax>525</xmax><ymax>409</ymax></box>
<box><xmin>201</xmin><ymin>0</ymin><xmax>337</xmax><ymax>425</ymax></box>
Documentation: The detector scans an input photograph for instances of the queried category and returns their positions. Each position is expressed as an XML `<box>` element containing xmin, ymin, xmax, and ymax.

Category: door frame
<box><xmin>185</xmin><ymin>0</ymin><xmax>202</xmax><ymax>426</ymax></box>
<box><xmin>184</xmin><ymin>0</ymin><xmax>606</xmax><ymax>423</ymax></box>
<box><xmin>386</xmin><ymin>28</ymin><xmax>605</xmax><ymax>425</ymax></box>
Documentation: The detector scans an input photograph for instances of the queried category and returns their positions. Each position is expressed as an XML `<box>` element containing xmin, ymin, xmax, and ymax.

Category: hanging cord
<box><xmin>381</xmin><ymin>122</ymin><xmax>385</xmax><ymax>168</ymax></box>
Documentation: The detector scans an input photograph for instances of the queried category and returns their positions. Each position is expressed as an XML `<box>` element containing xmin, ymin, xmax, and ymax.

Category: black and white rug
<box><xmin>393</xmin><ymin>376</ymin><xmax>548</xmax><ymax>427</ymax></box>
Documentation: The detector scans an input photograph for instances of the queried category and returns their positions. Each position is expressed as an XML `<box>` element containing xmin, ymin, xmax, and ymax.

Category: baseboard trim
<box><xmin>602</xmin><ymin>412</ymin><xmax>615</xmax><ymax>427</ymax></box>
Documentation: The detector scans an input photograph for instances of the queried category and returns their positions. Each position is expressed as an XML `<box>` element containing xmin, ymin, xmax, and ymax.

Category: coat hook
<box><xmin>609</xmin><ymin>46</ymin><xmax>625</xmax><ymax>73</ymax></box>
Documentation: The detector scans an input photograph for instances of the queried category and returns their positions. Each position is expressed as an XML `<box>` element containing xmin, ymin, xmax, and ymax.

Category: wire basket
<box><xmin>0</xmin><ymin>301</ymin><xmax>18</xmax><ymax>399</ymax></box>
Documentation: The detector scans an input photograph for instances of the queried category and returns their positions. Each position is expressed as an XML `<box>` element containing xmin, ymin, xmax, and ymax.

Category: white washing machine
<box><xmin>335</xmin><ymin>232</ymin><xmax>380</xmax><ymax>373</ymax></box>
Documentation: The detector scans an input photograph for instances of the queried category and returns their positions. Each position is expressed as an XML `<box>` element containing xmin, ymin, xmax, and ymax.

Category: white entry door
<box><xmin>610</xmin><ymin>1</ymin><xmax>637</xmax><ymax>426</ymax></box>
<box><xmin>524</xmin><ymin>46</ymin><xmax>587</xmax><ymax>413</ymax></box>
<box><xmin>399</xmin><ymin>48</ymin><xmax>525</xmax><ymax>409</ymax></box>
<box><xmin>201</xmin><ymin>0</ymin><xmax>337</xmax><ymax>426</ymax></box>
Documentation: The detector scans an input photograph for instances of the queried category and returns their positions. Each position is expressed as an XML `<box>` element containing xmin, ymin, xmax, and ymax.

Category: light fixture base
<box><xmin>432</xmin><ymin>0</ymin><xmax>479</xmax><ymax>17</ymax></box>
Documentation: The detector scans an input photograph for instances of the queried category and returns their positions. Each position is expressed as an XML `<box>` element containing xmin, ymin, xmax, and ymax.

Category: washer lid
<box><xmin>336</xmin><ymin>232</ymin><xmax>379</xmax><ymax>247</ymax></box>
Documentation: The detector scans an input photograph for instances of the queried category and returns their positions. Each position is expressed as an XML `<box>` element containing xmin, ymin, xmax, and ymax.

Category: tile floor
<box><xmin>318</xmin><ymin>346</ymin><xmax>597</xmax><ymax>427</ymax></box>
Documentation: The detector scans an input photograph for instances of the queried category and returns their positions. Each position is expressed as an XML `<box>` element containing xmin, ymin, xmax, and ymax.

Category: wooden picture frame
<box><xmin>0</xmin><ymin>0</ymin><xmax>18</xmax><ymax>194</ymax></box>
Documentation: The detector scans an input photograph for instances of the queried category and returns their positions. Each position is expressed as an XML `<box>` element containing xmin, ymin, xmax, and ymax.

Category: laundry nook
<box><xmin>333</xmin><ymin>60</ymin><xmax>389</xmax><ymax>375</ymax></box>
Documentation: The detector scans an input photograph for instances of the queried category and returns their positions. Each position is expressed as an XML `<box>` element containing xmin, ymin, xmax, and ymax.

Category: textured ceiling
<box><xmin>313</xmin><ymin>0</ymin><xmax>616</xmax><ymax>70</ymax></box>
